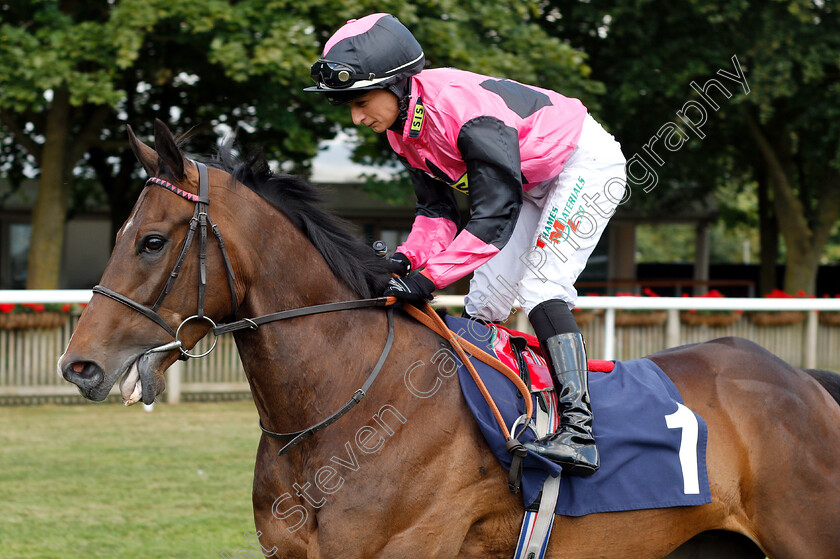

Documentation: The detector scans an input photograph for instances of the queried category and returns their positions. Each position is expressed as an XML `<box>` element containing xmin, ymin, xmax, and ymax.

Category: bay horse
<box><xmin>60</xmin><ymin>120</ymin><xmax>840</xmax><ymax>558</ymax></box>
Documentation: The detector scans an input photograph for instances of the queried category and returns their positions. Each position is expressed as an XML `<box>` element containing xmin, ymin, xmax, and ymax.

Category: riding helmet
<box><xmin>305</xmin><ymin>13</ymin><xmax>425</xmax><ymax>105</ymax></box>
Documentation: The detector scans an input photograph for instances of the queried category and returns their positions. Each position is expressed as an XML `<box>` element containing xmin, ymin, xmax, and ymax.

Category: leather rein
<box><xmin>91</xmin><ymin>161</ymin><xmax>397</xmax><ymax>455</ymax></box>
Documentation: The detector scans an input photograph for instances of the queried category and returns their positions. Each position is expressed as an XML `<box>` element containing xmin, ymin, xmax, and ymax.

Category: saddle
<box><xmin>488</xmin><ymin>322</ymin><xmax>615</xmax><ymax>392</ymax></box>
<box><xmin>438</xmin><ymin>314</ymin><xmax>712</xmax><ymax>517</ymax></box>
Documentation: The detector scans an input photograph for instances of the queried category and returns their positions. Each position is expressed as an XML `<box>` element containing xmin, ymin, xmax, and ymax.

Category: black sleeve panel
<box><xmin>399</xmin><ymin>157</ymin><xmax>461</xmax><ymax>227</ymax></box>
<box><xmin>456</xmin><ymin>116</ymin><xmax>523</xmax><ymax>249</ymax></box>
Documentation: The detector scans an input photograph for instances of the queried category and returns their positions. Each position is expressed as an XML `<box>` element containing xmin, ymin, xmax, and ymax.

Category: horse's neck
<box><xmin>232</xmin><ymin>226</ymin><xmax>377</xmax><ymax>434</ymax></box>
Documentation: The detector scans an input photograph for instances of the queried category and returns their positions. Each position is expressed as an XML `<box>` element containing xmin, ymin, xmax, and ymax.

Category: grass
<box><xmin>0</xmin><ymin>401</ymin><xmax>262</xmax><ymax>558</ymax></box>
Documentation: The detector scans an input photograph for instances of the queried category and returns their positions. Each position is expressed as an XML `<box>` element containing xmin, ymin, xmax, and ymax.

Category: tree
<box><xmin>0</xmin><ymin>0</ymin><xmax>598</xmax><ymax>288</ymax></box>
<box><xmin>0</xmin><ymin>0</ymin><xmax>345</xmax><ymax>287</ymax></box>
<box><xmin>545</xmin><ymin>0</ymin><xmax>840</xmax><ymax>295</ymax></box>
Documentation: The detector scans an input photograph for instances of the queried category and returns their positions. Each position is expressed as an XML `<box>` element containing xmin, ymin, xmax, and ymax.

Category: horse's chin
<box><xmin>119</xmin><ymin>351</ymin><xmax>171</xmax><ymax>406</ymax></box>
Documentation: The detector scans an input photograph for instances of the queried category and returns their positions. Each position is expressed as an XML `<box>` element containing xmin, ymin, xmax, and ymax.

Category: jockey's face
<box><xmin>349</xmin><ymin>89</ymin><xmax>399</xmax><ymax>133</ymax></box>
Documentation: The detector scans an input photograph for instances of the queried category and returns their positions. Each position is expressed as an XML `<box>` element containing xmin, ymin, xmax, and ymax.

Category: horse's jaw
<box><xmin>120</xmin><ymin>350</ymin><xmax>173</xmax><ymax>405</ymax></box>
<box><xmin>60</xmin><ymin>345</ymin><xmax>175</xmax><ymax>405</ymax></box>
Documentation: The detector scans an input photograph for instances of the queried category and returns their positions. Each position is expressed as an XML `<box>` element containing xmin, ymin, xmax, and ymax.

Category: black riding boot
<box><xmin>524</xmin><ymin>331</ymin><xmax>600</xmax><ymax>476</ymax></box>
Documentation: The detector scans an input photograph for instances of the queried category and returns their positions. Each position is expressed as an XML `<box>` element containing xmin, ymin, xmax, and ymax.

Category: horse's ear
<box><xmin>126</xmin><ymin>125</ymin><xmax>158</xmax><ymax>177</ymax></box>
<box><xmin>153</xmin><ymin>118</ymin><xmax>186</xmax><ymax>180</ymax></box>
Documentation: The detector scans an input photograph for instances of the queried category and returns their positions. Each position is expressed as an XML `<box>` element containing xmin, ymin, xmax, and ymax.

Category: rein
<box><xmin>93</xmin><ymin>164</ymin><xmax>531</xmax><ymax>457</ymax></box>
<box><xmin>258</xmin><ymin>307</ymin><xmax>396</xmax><ymax>456</ymax></box>
<box><xmin>403</xmin><ymin>303</ymin><xmax>533</xmax><ymax>441</ymax></box>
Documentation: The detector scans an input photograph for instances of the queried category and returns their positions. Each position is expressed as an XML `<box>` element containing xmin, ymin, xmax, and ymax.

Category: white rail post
<box><xmin>803</xmin><ymin>310</ymin><xmax>818</xmax><ymax>369</ymax></box>
<box><xmin>167</xmin><ymin>359</ymin><xmax>183</xmax><ymax>404</ymax></box>
<box><xmin>603</xmin><ymin>308</ymin><xmax>616</xmax><ymax>360</ymax></box>
<box><xmin>666</xmin><ymin>309</ymin><xmax>681</xmax><ymax>348</ymax></box>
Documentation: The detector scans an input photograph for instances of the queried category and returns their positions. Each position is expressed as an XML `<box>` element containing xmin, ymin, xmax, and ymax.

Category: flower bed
<box><xmin>573</xmin><ymin>308</ymin><xmax>602</xmax><ymax>326</ymax></box>
<box><xmin>0</xmin><ymin>303</ymin><xmax>81</xmax><ymax>330</ymax></box>
<box><xmin>819</xmin><ymin>295</ymin><xmax>840</xmax><ymax>325</ymax></box>
<box><xmin>614</xmin><ymin>289</ymin><xmax>668</xmax><ymax>327</ymax></box>
<box><xmin>747</xmin><ymin>289</ymin><xmax>809</xmax><ymax>326</ymax></box>
<box><xmin>679</xmin><ymin>289</ymin><xmax>742</xmax><ymax>327</ymax></box>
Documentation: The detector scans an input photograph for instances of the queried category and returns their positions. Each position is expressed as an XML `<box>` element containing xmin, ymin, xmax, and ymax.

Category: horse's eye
<box><xmin>142</xmin><ymin>235</ymin><xmax>166</xmax><ymax>253</ymax></box>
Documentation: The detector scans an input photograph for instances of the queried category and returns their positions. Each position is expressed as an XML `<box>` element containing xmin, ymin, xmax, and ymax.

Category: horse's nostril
<box><xmin>65</xmin><ymin>361</ymin><xmax>101</xmax><ymax>382</ymax></box>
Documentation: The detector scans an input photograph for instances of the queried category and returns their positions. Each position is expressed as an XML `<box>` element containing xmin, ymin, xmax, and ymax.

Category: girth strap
<box><xmin>259</xmin><ymin>308</ymin><xmax>396</xmax><ymax>456</ymax></box>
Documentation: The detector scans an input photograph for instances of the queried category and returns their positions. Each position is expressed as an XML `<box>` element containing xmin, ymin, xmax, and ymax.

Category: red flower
<box><xmin>642</xmin><ymin>288</ymin><xmax>660</xmax><ymax>297</ymax></box>
<box><xmin>0</xmin><ymin>303</ymin><xmax>14</xmax><ymax>314</ymax></box>
<box><xmin>764</xmin><ymin>289</ymin><xmax>813</xmax><ymax>298</ymax></box>
<box><xmin>764</xmin><ymin>289</ymin><xmax>793</xmax><ymax>298</ymax></box>
<box><xmin>701</xmin><ymin>289</ymin><xmax>725</xmax><ymax>298</ymax></box>
<box><xmin>61</xmin><ymin>303</ymin><xmax>71</xmax><ymax>313</ymax></box>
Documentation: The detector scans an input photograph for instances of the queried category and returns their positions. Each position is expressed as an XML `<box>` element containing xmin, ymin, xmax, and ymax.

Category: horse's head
<box><xmin>61</xmin><ymin>119</ymin><xmax>400</xmax><ymax>406</ymax></box>
<box><xmin>60</xmin><ymin>119</ymin><xmax>244</xmax><ymax>404</ymax></box>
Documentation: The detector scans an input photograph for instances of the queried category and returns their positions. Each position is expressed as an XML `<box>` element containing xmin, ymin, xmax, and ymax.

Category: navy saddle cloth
<box><xmin>444</xmin><ymin>315</ymin><xmax>712</xmax><ymax>516</ymax></box>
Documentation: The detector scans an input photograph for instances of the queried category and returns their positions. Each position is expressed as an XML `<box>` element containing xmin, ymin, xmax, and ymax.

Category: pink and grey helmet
<box><xmin>305</xmin><ymin>13</ymin><xmax>425</xmax><ymax>105</ymax></box>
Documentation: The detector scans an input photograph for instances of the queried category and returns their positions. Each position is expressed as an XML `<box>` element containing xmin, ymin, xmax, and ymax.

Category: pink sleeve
<box><xmin>421</xmin><ymin>229</ymin><xmax>500</xmax><ymax>288</ymax></box>
<box><xmin>396</xmin><ymin>215</ymin><xmax>458</xmax><ymax>270</ymax></box>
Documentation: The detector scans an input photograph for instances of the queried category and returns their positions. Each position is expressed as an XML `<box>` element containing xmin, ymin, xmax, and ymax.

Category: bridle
<box><xmin>93</xmin><ymin>162</ymin><xmax>238</xmax><ymax>358</ymax></box>
<box><xmin>92</xmin><ymin>161</ymin><xmax>396</xmax><ymax>454</ymax></box>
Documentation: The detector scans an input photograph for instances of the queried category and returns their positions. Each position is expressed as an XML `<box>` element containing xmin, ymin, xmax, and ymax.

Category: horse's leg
<box><xmin>252</xmin><ymin>437</ymin><xmax>310</xmax><ymax>559</ymax></box>
<box><xmin>369</xmin><ymin>433</ymin><xmax>522</xmax><ymax>559</ymax></box>
<box><xmin>652</xmin><ymin>338</ymin><xmax>840</xmax><ymax>559</ymax></box>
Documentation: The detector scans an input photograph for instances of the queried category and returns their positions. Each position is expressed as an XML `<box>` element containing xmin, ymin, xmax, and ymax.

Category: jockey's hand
<box><xmin>389</xmin><ymin>252</ymin><xmax>412</xmax><ymax>277</ymax></box>
<box><xmin>383</xmin><ymin>273</ymin><xmax>435</xmax><ymax>305</ymax></box>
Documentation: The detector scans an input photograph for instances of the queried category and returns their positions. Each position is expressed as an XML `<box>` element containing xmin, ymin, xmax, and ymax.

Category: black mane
<box><xmin>204</xmin><ymin>146</ymin><xmax>399</xmax><ymax>298</ymax></box>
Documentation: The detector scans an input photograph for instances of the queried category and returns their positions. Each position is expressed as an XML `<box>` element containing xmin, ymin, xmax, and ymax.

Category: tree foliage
<box><xmin>0</xmin><ymin>0</ymin><xmax>597</xmax><ymax>288</ymax></box>
<box><xmin>546</xmin><ymin>0</ymin><xmax>840</xmax><ymax>294</ymax></box>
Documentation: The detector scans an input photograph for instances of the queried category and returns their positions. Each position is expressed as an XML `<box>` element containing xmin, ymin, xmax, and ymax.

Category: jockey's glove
<box><xmin>389</xmin><ymin>252</ymin><xmax>412</xmax><ymax>277</ymax></box>
<box><xmin>383</xmin><ymin>273</ymin><xmax>435</xmax><ymax>305</ymax></box>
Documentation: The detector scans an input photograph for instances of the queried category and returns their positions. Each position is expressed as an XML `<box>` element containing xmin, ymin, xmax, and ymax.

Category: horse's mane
<box><xmin>204</xmin><ymin>145</ymin><xmax>400</xmax><ymax>299</ymax></box>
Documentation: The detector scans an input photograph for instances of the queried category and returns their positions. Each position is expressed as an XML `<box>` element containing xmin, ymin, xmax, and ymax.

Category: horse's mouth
<box><xmin>119</xmin><ymin>351</ymin><xmax>168</xmax><ymax>406</ymax></box>
<box><xmin>119</xmin><ymin>359</ymin><xmax>144</xmax><ymax>405</ymax></box>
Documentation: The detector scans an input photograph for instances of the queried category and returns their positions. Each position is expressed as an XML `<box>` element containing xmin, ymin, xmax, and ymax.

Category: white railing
<box><xmin>1</xmin><ymin>290</ymin><xmax>839</xmax><ymax>403</ymax></box>
<box><xmin>0</xmin><ymin>290</ymin><xmax>93</xmax><ymax>304</ymax></box>
<box><xmin>436</xmin><ymin>294</ymin><xmax>840</xmax><ymax>366</ymax></box>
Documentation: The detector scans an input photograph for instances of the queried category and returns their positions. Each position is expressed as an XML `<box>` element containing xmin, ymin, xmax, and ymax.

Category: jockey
<box><xmin>305</xmin><ymin>13</ymin><xmax>627</xmax><ymax>476</ymax></box>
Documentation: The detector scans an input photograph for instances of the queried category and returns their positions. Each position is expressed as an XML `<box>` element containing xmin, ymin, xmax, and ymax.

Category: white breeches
<box><xmin>464</xmin><ymin>114</ymin><xmax>627</xmax><ymax>323</ymax></box>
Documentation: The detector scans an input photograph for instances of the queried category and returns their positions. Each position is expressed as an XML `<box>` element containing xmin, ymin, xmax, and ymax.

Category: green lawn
<box><xmin>0</xmin><ymin>401</ymin><xmax>262</xmax><ymax>558</ymax></box>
